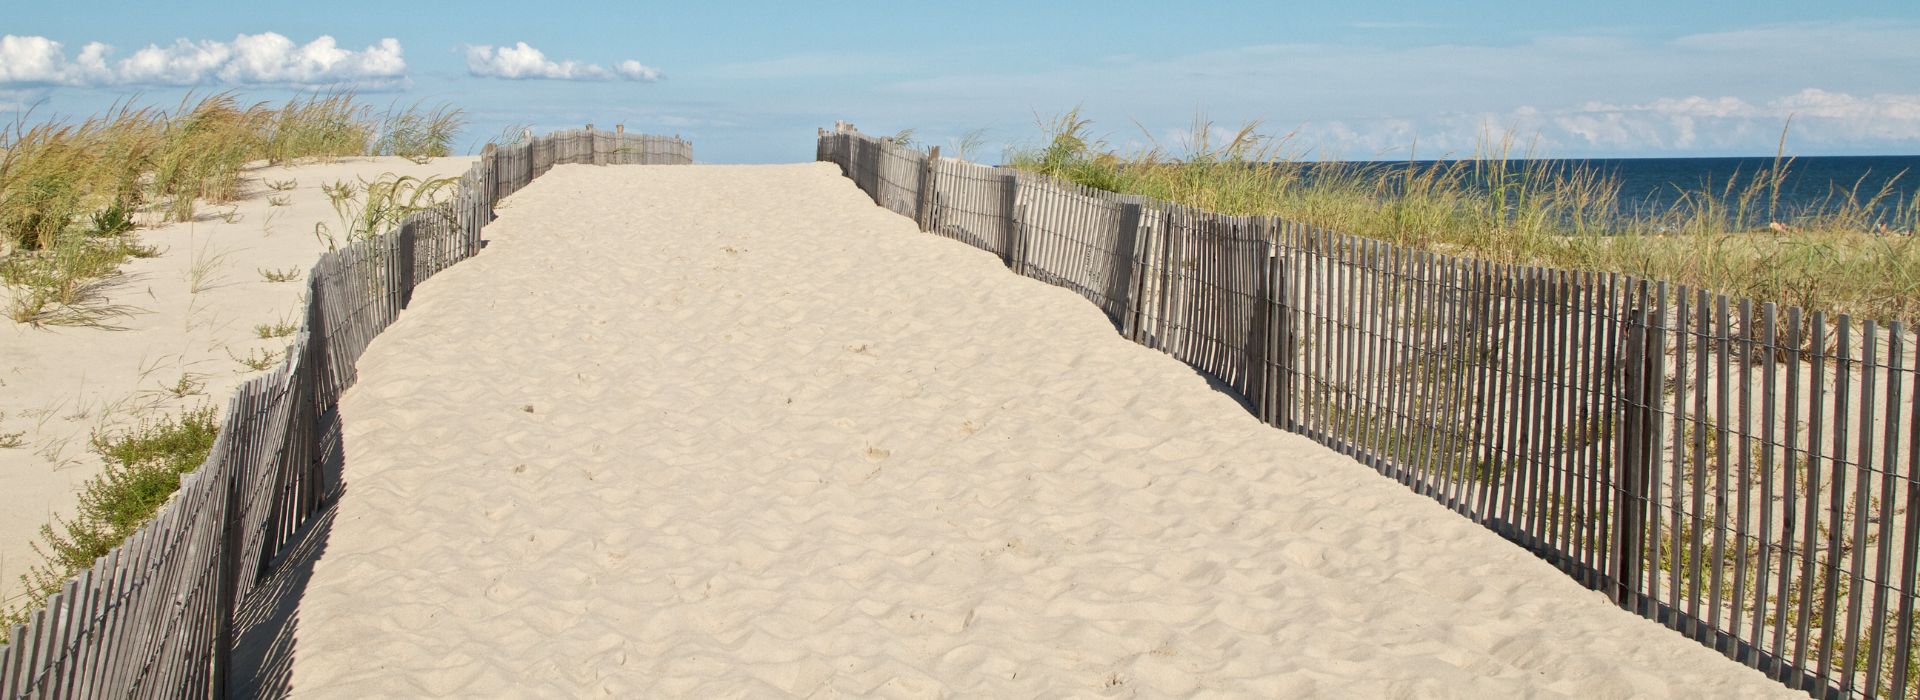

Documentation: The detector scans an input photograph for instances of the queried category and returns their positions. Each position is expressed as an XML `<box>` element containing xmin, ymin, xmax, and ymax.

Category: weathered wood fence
<box><xmin>0</xmin><ymin>127</ymin><xmax>690</xmax><ymax>699</ymax></box>
<box><xmin>820</xmin><ymin>125</ymin><xmax>1917</xmax><ymax>700</ymax></box>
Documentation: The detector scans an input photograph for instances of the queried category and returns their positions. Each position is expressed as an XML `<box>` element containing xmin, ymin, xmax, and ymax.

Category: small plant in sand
<box><xmin>1</xmin><ymin>406</ymin><xmax>218</xmax><ymax>638</ymax></box>
<box><xmin>227</xmin><ymin>346</ymin><xmax>283</xmax><ymax>371</ymax></box>
<box><xmin>0</xmin><ymin>412</ymin><xmax>24</xmax><ymax>449</ymax></box>
<box><xmin>320</xmin><ymin>179</ymin><xmax>358</xmax><ymax>207</ymax></box>
<box><xmin>254</xmin><ymin>317</ymin><xmax>298</xmax><ymax>339</ymax></box>
<box><xmin>186</xmin><ymin>240</ymin><xmax>231</xmax><ymax>294</ymax></box>
<box><xmin>258</xmin><ymin>266</ymin><xmax>302</xmax><ymax>283</ymax></box>
<box><xmin>267</xmin><ymin>194</ymin><xmax>291</xmax><ymax>207</ymax></box>
<box><xmin>265</xmin><ymin>178</ymin><xmax>298</xmax><ymax>192</ymax></box>
<box><xmin>159</xmin><ymin>373</ymin><xmax>205</xmax><ymax>398</ymax></box>
<box><xmin>214</xmin><ymin>207</ymin><xmax>242</xmax><ymax>224</ymax></box>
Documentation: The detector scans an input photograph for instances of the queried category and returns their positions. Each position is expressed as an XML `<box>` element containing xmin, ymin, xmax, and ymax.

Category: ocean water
<box><xmin>1336</xmin><ymin>155</ymin><xmax>1920</xmax><ymax>228</ymax></box>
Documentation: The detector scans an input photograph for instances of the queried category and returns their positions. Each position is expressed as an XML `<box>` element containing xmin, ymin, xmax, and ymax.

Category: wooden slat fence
<box><xmin>819</xmin><ymin>124</ymin><xmax>1917</xmax><ymax>700</ymax></box>
<box><xmin>0</xmin><ymin>127</ymin><xmax>690</xmax><ymax>700</ymax></box>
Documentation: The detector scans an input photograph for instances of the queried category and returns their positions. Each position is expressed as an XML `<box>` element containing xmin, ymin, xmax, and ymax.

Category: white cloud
<box><xmin>464</xmin><ymin>43</ymin><xmax>661</xmax><ymax>82</ymax></box>
<box><xmin>1276</xmin><ymin>89</ymin><xmax>1920</xmax><ymax>158</ymax></box>
<box><xmin>615</xmin><ymin>60</ymin><xmax>663</xmax><ymax>82</ymax></box>
<box><xmin>0</xmin><ymin>33</ymin><xmax>406</xmax><ymax>87</ymax></box>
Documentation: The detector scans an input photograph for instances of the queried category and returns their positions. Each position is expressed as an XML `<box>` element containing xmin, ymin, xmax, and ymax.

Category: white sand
<box><xmin>279</xmin><ymin>163</ymin><xmax>1795</xmax><ymax>697</ymax></box>
<box><xmin>0</xmin><ymin>156</ymin><xmax>473</xmax><ymax>603</ymax></box>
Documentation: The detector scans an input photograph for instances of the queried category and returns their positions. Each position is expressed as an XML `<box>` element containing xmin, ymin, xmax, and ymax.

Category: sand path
<box><xmin>272</xmin><ymin>163</ymin><xmax>1794</xmax><ymax>697</ymax></box>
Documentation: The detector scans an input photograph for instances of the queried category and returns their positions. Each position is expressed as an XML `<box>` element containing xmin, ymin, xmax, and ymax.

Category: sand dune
<box><xmin>275</xmin><ymin>163</ymin><xmax>1795</xmax><ymax>697</ymax></box>
<box><xmin>0</xmin><ymin>156</ymin><xmax>473</xmax><ymax>603</ymax></box>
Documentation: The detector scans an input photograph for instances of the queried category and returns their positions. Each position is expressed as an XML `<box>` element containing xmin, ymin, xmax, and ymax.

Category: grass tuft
<box><xmin>228</xmin><ymin>346</ymin><xmax>283</xmax><ymax>371</ymax></box>
<box><xmin>254</xmin><ymin>318</ymin><xmax>297</xmax><ymax>339</ymax></box>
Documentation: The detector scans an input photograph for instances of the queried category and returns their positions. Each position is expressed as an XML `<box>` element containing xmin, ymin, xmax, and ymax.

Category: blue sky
<box><xmin>4</xmin><ymin>1</ymin><xmax>1918</xmax><ymax>163</ymax></box>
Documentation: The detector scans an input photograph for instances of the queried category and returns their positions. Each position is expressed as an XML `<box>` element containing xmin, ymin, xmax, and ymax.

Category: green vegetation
<box><xmin>313</xmin><ymin>173</ymin><xmax>460</xmax><ymax>249</ymax></box>
<box><xmin>0</xmin><ymin>92</ymin><xmax>464</xmax><ymax>327</ymax></box>
<box><xmin>229</xmin><ymin>346</ymin><xmax>284</xmax><ymax>371</ymax></box>
<box><xmin>254</xmin><ymin>318</ymin><xmax>298</xmax><ymax>339</ymax></box>
<box><xmin>2</xmin><ymin>407</ymin><xmax>219</xmax><ymax>639</ymax></box>
<box><xmin>1006</xmin><ymin>110</ymin><xmax>1919</xmax><ymax>321</ymax></box>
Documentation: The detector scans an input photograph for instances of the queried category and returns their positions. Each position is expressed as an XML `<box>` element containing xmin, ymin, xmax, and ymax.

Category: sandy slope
<box><xmin>278</xmin><ymin>163</ymin><xmax>1796</xmax><ymax>697</ymax></box>
<box><xmin>0</xmin><ymin>156</ymin><xmax>474</xmax><ymax>603</ymax></box>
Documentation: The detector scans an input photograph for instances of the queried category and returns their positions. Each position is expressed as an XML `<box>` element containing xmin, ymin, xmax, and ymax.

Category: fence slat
<box><xmin>1866</xmin><ymin>323</ymin><xmax>1906</xmax><ymax>697</ymax></box>
<box><xmin>1754</xmin><ymin>302</ymin><xmax>1779</xmax><ymax>670</ymax></box>
<box><xmin>1710</xmin><ymin>295</ymin><xmax>1732</xmax><ymax>644</ymax></box>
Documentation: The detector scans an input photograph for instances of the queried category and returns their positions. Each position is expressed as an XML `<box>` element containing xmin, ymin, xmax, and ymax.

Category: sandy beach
<box><xmin>264</xmin><ymin>162</ymin><xmax>1796</xmax><ymax>697</ymax></box>
<box><xmin>0</xmin><ymin>156</ymin><xmax>474</xmax><ymax>604</ymax></box>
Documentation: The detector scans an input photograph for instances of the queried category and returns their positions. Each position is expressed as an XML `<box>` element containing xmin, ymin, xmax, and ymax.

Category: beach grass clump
<box><xmin>314</xmin><ymin>172</ymin><xmax>460</xmax><ymax>249</ymax></box>
<box><xmin>0</xmin><ymin>92</ymin><xmax>466</xmax><ymax>326</ymax></box>
<box><xmin>1005</xmin><ymin>110</ymin><xmax>1919</xmax><ymax>321</ymax></box>
<box><xmin>258</xmin><ymin>91</ymin><xmax>373</xmax><ymax>166</ymax></box>
<box><xmin>373</xmin><ymin>102</ymin><xmax>464</xmax><ymax>163</ymax></box>
<box><xmin>1</xmin><ymin>406</ymin><xmax>219</xmax><ymax>639</ymax></box>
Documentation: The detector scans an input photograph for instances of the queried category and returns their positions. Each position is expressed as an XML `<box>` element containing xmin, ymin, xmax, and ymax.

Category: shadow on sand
<box><xmin>227</xmin><ymin>409</ymin><xmax>347</xmax><ymax>699</ymax></box>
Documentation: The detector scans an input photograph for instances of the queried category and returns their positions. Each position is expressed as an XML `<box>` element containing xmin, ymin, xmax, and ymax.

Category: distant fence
<box><xmin>0</xmin><ymin>127</ymin><xmax>690</xmax><ymax>699</ymax></box>
<box><xmin>820</xmin><ymin>125</ymin><xmax>1918</xmax><ymax>700</ymax></box>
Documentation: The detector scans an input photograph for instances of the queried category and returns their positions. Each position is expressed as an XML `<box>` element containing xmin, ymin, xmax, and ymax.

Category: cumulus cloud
<box><xmin>0</xmin><ymin>33</ymin><xmax>405</xmax><ymax>88</ymax></box>
<box><xmin>464</xmin><ymin>43</ymin><xmax>661</xmax><ymax>82</ymax></box>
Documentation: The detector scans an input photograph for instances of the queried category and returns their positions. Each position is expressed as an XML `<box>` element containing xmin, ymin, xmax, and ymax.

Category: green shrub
<box><xmin>2</xmin><ymin>406</ymin><xmax>220</xmax><ymax>638</ymax></box>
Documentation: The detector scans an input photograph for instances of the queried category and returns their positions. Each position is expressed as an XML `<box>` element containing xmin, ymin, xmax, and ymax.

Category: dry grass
<box><xmin>1007</xmin><ymin>110</ymin><xmax>1919</xmax><ymax>321</ymax></box>
<box><xmin>0</xmin><ymin>92</ymin><xmax>465</xmax><ymax>327</ymax></box>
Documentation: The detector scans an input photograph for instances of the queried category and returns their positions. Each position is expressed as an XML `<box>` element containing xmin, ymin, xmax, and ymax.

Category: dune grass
<box><xmin>0</xmin><ymin>92</ymin><xmax>464</xmax><ymax>327</ymax></box>
<box><xmin>1005</xmin><ymin>110</ymin><xmax>1920</xmax><ymax>321</ymax></box>
<box><xmin>313</xmin><ymin>173</ymin><xmax>461</xmax><ymax>250</ymax></box>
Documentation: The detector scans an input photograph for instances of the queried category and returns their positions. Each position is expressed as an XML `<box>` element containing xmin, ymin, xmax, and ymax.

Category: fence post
<box><xmin>1282</xmin><ymin>229</ymin><xmax>1297</xmax><ymax>431</ymax></box>
<box><xmin>916</xmin><ymin>146</ymin><xmax>940</xmax><ymax>232</ymax></box>
<box><xmin>1271</xmin><ymin>238</ymin><xmax>1293</xmax><ymax>430</ymax></box>
<box><xmin>1614</xmin><ymin>291</ymin><xmax>1657</xmax><ymax>607</ymax></box>
<box><xmin>397</xmin><ymin>220</ymin><xmax>417</xmax><ymax>309</ymax></box>
<box><xmin>1002</xmin><ymin>174</ymin><xmax>1026</xmax><ymax>274</ymax></box>
<box><xmin>481</xmin><ymin>143</ymin><xmax>498</xmax><ymax>207</ymax></box>
<box><xmin>615</xmin><ymin>124</ymin><xmax>625</xmax><ymax>164</ymax></box>
<box><xmin>1115</xmin><ymin>203</ymin><xmax>1145</xmax><ymax>340</ymax></box>
<box><xmin>1247</xmin><ymin>230</ymin><xmax>1272</xmax><ymax>424</ymax></box>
